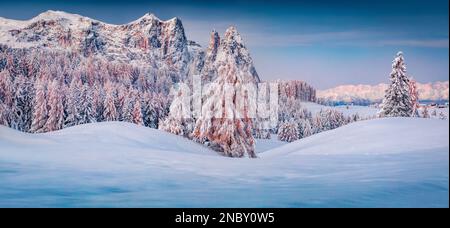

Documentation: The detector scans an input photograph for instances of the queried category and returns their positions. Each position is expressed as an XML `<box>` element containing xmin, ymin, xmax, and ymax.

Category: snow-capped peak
<box><xmin>223</xmin><ymin>26</ymin><xmax>243</xmax><ymax>44</ymax></box>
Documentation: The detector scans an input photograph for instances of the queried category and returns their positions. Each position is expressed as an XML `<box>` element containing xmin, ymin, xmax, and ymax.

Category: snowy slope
<box><xmin>0</xmin><ymin>118</ymin><xmax>448</xmax><ymax>207</ymax></box>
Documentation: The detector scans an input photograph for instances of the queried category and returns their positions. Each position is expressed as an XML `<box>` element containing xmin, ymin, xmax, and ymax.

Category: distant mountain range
<box><xmin>318</xmin><ymin>81</ymin><xmax>449</xmax><ymax>104</ymax></box>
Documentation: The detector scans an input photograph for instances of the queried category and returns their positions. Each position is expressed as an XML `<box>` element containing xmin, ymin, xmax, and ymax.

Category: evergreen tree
<box><xmin>298</xmin><ymin>119</ymin><xmax>312</xmax><ymax>139</ymax></box>
<box><xmin>431</xmin><ymin>109</ymin><xmax>437</xmax><ymax>117</ymax></box>
<box><xmin>64</xmin><ymin>80</ymin><xmax>81</xmax><ymax>127</ymax></box>
<box><xmin>141</xmin><ymin>92</ymin><xmax>155</xmax><ymax>128</ymax></box>
<box><xmin>254</xmin><ymin>120</ymin><xmax>271</xmax><ymax>139</ymax></box>
<box><xmin>421</xmin><ymin>106</ymin><xmax>430</xmax><ymax>118</ymax></box>
<box><xmin>78</xmin><ymin>84</ymin><xmax>96</xmax><ymax>125</ymax></box>
<box><xmin>160</xmin><ymin>84</ymin><xmax>193</xmax><ymax>137</ymax></box>
<box><xmin>379</xmin><ymin>52</ymin><xmax>413</xmax><ymax>117</ymax></box>
<box><xmin>103</xmin><ymin>83</ymin><xmax>118</xmax><ymax>121</ymax></box>
<box><xmin>121</xmin><ymin>91</ymin><xmax>134</xmax><ymax>123</ymax></box>
<box><xmin>0</xmin><ymin>101</ymin><xmax>9</xmax><ymax>127</ymax></box>
<box><xmin>30</xmin><ymin>79</ymin><xmax>48</xmax><ymax>133</ymax></box>
<box><xmin>44</xmin><ymin>80</ymin><xmax>64</xmax><ymax>132</ymax></box>
<box><xmin>409</xmin><ymin>78</ymin><xmax>420</xmax><ymax>117</ymax></box>
<box><xmin>132</xmin><ymin>99</ymin><xmax>144</xmax><ymax>125</ymax></box>
<box><xmin>278</xmin><ymin>121</ymin><xmax>299</xmax><ymax>143</ymax></box>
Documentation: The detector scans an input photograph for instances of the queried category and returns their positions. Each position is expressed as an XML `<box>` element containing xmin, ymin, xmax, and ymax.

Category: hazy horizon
<box><xmin>1</xmin><ymin>0</ymin><xmax>448</xmax><ymax>89</ymax></box>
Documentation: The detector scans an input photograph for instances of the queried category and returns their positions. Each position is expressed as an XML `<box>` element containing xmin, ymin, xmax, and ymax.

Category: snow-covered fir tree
<box><xmin>438</xmin><ymin>112</ymin><xmax>447</xmax><ymax>120</ymax></box>
<box><xmin>30</xmin><ymin>78</ymin><xmax>48</xmax><ymax>133</ymax></box>
<box><xmin>131</xmin><ymin>99</ymin><xmax>144</xmax><ymax>125</ymax></box>
<box><xmin>409</xmin><ymin>78</ymin><xmax>420</xmax><ymax>117</ymax></box>
<box><xmin>93</xmin><ymin>84</ymin><xmax>105</xmax><ymax>122</ymax></box>
<box><xmin>278</xmin><ymin>121</ymin><xmax>299</xmax><ymax>142</ymax></box>
<box><xmin>379</xmin><ymin>52</ymin><xmax>413</xmax><ymax>117</ymax></box>
<box><xmin>253</xmin><ymin>120</ymin><xmax>271</xmax><ymax>139</ymax></box>
<box><xmin>192</xmin><ymin>27</ymin><xmax>258</xmax><ymax>158</ymax></box>
<box><xmin>12</xmin><ymin>74</ymin><xmax>34</xmax><ymax>131</ymax></box>
<box><xmin>159</xmin><ymin>83</ymin><xmax>192</xmax><ymax>137</ymax></box>
<box><xmin>298</xmin><ymin>119</ymin><xmax>312</xmax><ymax>139</ymax></box>
<box><xmin>0</xmin><ymin>101</ymin><xmax>9</xmax><ymax>127</ymax></box>
<box><xmin>0</xmin><ymin>70</ymin><xmax>14</xmax><ymax>108</ymax></box>
<box><xmin>141</xmin><ymin>92</ymin><xmax>155</xmax><ymax>127</ymax></box>
<box><xmin>64</xmin><ymin>79</ymin><xmax>81</xmax><ymax>127</ymax></box>
<box><xmin>44</xmin><ymin>80</ymin><xmax>64</xmax><ymax>132</ymax></box>
<box><xmin>421</xmin><ymin>106</ymin><xmax>430</xmax><ymax>118</ymax></box>
<box><xmin>350</xmin><ymin>113</ymin><xmax>360</xmax><ymax>122</ymax></box>
<box><xmin>78</xmin><ymin>84</ymin><xmax>96</xmax><ymax>125</ymax></box>
<box><xmin>431</xmin><ymin>109</ymin><xmax>437</xmax><ymax>117</ymax></box>
<box><xmin>103</xmin><ymin>82</ymin><xmax>118</xmax><ymax>121</ymax></box>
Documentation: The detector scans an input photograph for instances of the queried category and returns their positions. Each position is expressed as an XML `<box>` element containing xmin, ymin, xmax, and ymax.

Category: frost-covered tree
<box><xmin>93</xmin><ymin>84</ymin><xmax>105</xmax><ymax>122</ymax></box>
<box><xmin>12</xmin><ymin>75</ymin><xmax>34</xmax><ymax>131</ymax></box>
<box><xmin>78</xmin><ymin>84</ymin><xmax>96</xmax><ymax>125</ymax></box>
<box><xmin>311</xmin><ymin>114</ymin><xmax>324</xmax><ymax>134</ymax></box>
<box><xmin>350</xmin><ymin>113</ymin><xmax>360</xmax><ymax>123</ymax></box>
<box><xmin>30</xmin><ymin>79</ymin><xmax>48</xmax><ymax>133</ymax></box>
<box><xmin>439</xmin><ymin>112</ymin><xmax>447</xmax><ymax>120</ymax></box>
<box><xmin>64</xmin><ymin>79</ymin><xmax>81</xmax><ymax>127</ymax></box>
<box><xmin>278</xmin><ymin>121</ymin><xmax>299</xmax><ymax>142</ymax></box>
<box><xmin>0</xmin><ymin>101</ymin><xmax>9</xmax><ymax>127</ymax></box>
<box><xmin>253</xmin><ymin>120</ymin><xmax>271</xmax><ymax>139</ymax></box>
<box><xmin>0</xmin><ymin>70</ymin><xmax>14</xmax><ymax>108</ymax></box>
<box><xmin>141</xmin><ymin>92</ymin><xmax>156</xmax><ymax>128</ymax></box>
<box><xmin>379</xmin><ymin>52</ymin><xmax>412</xmax><ymax>117</ymax></box>
<box><xmin>121</xmin><ymin>91</ymin><xmax>134</xmax><ymax>123</ymax></box>
<box><xmin>103</xmin><ymin>83</ymin><xmax>118</xmax><ymax>121</ymax></box>
<box><xmin>160</xmin><ymin>83</ymin><xmax>194</xmax><ymax>137</ymax></box>
<box><xmin>192</xmin><ymin>27</ymin><xmax>257</xmax><ymax>158</ymax></box>
<box><xmin>409</xmin><ymin>78</ymin><xmax>420</xmax><ymax>117</ymax></box>
<box><xmin>44</xmin><ymin>80</ymin><xmax>64</xmax><ymax>132</ymax></box>
<box><xmin>421</xmin><ymin>106</ymin><xmax>430</xmax><ymax>118</ymax></box>
<box><xmin>298</xmin><ymin>119</ymin><xmax>312</xmax><ymax>139</ymax></box>
<box><xmin>431</xmin><ymin>109</ymin><xmax>437</xmax><ymax>117</ymax></box>
<box><xmin>132</xmin><ymin>99</ymin><xmax>144</xmax><ymax>125</ymax></box>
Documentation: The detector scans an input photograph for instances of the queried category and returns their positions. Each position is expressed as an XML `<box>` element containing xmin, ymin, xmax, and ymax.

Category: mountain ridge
<box><xmin>318</xmin><ymin>81</ymin><xmax>449</xmax><ymax>104</ymax></box>
<box><xmin>0</xmin><ymin>10</ymin><xmax>259</xmax><ymax>84</ymax></box>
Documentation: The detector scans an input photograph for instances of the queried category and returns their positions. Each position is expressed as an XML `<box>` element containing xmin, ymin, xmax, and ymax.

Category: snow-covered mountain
<box><xmin>0</xmin><ymin>10</ymin><xmax>227</xmax><ymax>82</ymax></box>
<box><xmin>318</xmin><ymin>81</ymin><xmax>449</xmax><ymax>104</ymax></box>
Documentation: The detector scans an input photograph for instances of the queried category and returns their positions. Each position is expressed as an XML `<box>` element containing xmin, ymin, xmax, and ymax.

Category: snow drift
<box><xmin>0</xmin><ymin>118</ymin><xmax>448</xmax><ymax>207</ymax></box>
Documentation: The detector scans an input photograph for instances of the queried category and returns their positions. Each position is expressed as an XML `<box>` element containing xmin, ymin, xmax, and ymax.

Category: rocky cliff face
<box><xmin>201</xmin><ymin>27</ymin><xmax>260</xmax><ymax>84</ymax></box>
<box><xmin>0</xmin><ymin>11</ymin><xmax>191</xmax><ymax>81</ymax></box>
<box><xmin>0</xmin><ymin>10</ymin><xmax>260</xmax><ymax>85</ymax></box>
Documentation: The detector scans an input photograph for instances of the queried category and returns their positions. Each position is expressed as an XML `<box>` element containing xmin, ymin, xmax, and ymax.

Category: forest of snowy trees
<box><xmin>1</xmin><ymin>44</ymin><xmax>435</xmax><ymax>157</ymax></box>
<box><xmin>0</xmin><ymin>47</ymin><xmax>172</xmax><ymax>133</ymax></box>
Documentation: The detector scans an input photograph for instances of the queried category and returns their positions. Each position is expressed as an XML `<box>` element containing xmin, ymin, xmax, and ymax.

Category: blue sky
<box><xmin>0</xmin><ymin>0</ymin><xmax>448</xmax><ymax>89</ymax></box>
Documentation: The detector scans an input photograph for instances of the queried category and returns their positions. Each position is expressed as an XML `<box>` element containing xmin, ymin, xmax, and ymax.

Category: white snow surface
<box><xmin>0</xmin><ymin>119</ymin><xmax>448</xmax><ymax>207</ymax></box>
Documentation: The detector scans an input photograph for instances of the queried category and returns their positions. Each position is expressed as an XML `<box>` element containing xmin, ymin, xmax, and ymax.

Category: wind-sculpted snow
<box><xmin>0</xmin><ymin>118</ymin><xmax>448</xmax><ymax>207</ymax></box>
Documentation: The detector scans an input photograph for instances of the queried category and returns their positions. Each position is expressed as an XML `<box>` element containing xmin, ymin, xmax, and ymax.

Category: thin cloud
<box><xmin>378</xmin><ymin>39</ymin><xmax>449</xmax><ymax>48</ymax></box>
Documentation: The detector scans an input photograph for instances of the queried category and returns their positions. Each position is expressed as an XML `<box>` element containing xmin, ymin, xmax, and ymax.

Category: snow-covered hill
<box><xmin>318</xmin><ymin>81</ymin><xmax>449</xmax><ymax>104</ymax></box>
<box><xmin>0</xmin><ymin>118</ymin><xmax>448</xmax><ymax>207</ymax></box>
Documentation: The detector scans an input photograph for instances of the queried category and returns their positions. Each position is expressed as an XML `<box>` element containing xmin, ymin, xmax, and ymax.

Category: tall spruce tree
<box><xmin>379</xmin><ymin>52</ymin><xmax>413</xmax><ymax>117</ymax></box>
